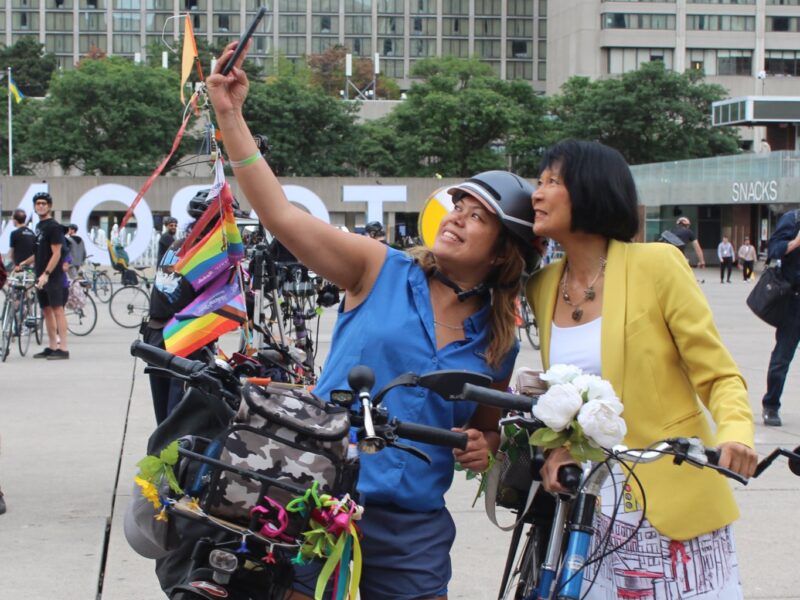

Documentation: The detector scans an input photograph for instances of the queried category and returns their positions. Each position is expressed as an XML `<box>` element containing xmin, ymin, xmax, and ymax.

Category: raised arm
<box><xmin>206</xmin><ymin>42</ymin><xmax>385</xmax><ymax>299</ymax></box>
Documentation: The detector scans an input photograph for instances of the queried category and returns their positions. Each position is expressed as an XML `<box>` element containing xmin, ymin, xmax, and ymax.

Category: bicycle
<box><xmin>64</xmin><ymin>276</ymin><xmax>98</xmax><ymax>336</ymax></box>
<box><xmin>81</xmin><ymin>259</ymin><xmax>114</xmax><ymax>303</ymax></box>
<box><xmin>127</xmin><ymin>341</ymin><xmax>470</xmax><ymax>599</ymax></box>
<box><xmin>516</xmin><ymin>293</ymin><xmax>540</xmax><ymax>351</ymax></box>
<box><xmin>0</xmin><ymin>271</ymin><xmax>37</xmax><ymax>360</ymax></box>
<box><xmin>108</xmin><ymin>267</ymin><xmax>152</xmax><ymax>328</ymax></box>
<box><xmin>458</xmin><ymin>384</ymin><xmax>753</xmax><ymax>600</ymax></box>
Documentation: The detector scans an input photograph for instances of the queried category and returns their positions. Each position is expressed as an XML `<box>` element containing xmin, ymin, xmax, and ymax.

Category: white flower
<box><xmin>577</xmin><ymin>398</ymin><xmax>627</xmax><ymax>448</ymax></box>
<box><xmin>572</xmin><ymin>374</ymin><xmax>618</xmax><ymax>403</ymax></box>
<box><xmin>540</xmin><ymin>364</ymin><xmax>583</xmax><ymax>386</ymax></box>
<box><xmin>533</xmin><ymin>383</ymin><xmax>583</xmax><ymax>432</ymax></box>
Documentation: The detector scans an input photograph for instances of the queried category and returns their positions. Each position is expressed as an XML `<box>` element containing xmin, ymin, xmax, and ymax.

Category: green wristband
<box><xmin>228</xmin><ymin>152</ymin><xmax>262</xmax><ymax>168</ymax></box>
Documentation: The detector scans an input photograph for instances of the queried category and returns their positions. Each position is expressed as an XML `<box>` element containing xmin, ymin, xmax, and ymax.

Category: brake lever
<box><xmin>389</xmin><ymin>442</ymin><xmax>432</xmax><ymax>464</ymax></box>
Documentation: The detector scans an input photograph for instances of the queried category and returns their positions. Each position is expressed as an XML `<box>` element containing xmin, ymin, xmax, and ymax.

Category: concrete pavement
<box><xmin>0</xmin><ymin>270</ymin><xmax>798</xmax><ymax>599</ymax></box>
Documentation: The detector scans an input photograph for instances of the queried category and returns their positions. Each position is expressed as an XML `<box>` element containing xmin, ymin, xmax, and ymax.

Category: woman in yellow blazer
<box><xmin>526</xmin><ymin>140</ymin><xmax>756</xmax><ymax>598</ymax></box>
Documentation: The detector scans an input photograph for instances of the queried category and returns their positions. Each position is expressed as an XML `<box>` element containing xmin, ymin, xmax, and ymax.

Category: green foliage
<box><xmin>549</xmin><ymin>62</ymin><xmax>740</xmax><ymax>165</ymax></box>
<box><xmin>306</xmin><ymin>45</ymin><xmax>400</xmax><ymax>100</ymax></box>
<box><xmin>136</xmin><ymin>440</ymin><xmax>183</xmax><ymax>495</ymax></box>
<box><xmin>19</xmin><ymin>57</ymin><xmax>196</xmax><ymax>175</ymax></box>
<box><xmin>0</xmin><ymin>37</ymin><xmax>58</xmax><ymax>98</ymax></box>
<box><xmin>237</xmin><ymin>77</ymin><xmax>359</xmax><ymax>176</ymax></box>
<box><xmin>353</xmin><ymin>57</ymin><xmax>551</xmax><ymax>177</ymax></box>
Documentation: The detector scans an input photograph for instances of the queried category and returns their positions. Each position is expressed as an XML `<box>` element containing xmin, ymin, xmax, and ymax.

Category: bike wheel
<box><xmin>499</xmin><ymin>522</ymin><xmax>543</xmax><ymax>600</ymax></box>
<box><xmin>93</xmin><ymin>272</ymin><xmax>114</xmax><ymax>303</ymax></box>
<box><xmin>17</xmin><ymin>296</ymin><xmax>32</xmax><ymax>356</ymax></box>
<box><xmin>109</xmin><ymin>285</ymin><xmax>150</xmax><ymax>328</ymax></box>
<box><xmin>519</xmin><ymin>297</ymin><xmax>540</xmax><ymax>351</ymax></box>
<box><xmin>66</xmin><ymin>293</ymin><xmax>98</xmax><ymax>336</ymax></box>
<box><xmin>1</xmin><ymin>301</ymin><xmax>13</xmax><ymax>362</ymax></box>
<box><xmin>31</xmin><ymin>296</ymin><xmax>44</xmax><ymax>345</ymax></box>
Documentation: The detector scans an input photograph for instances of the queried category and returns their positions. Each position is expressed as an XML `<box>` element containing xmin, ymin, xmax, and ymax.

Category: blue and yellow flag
<box><xmin>8</xmin><ymin>75</ymin><xmax>24</xmax><ymax>104</ymax></box>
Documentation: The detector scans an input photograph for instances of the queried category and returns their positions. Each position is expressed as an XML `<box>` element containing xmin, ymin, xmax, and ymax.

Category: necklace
<box><xmin>561</xmin><ymin>257</ymin><xmax>607</xmax><ymax>322</ymax></box>
<box><xmin>434</xmin><ymin>319</ymin><xmax>463</xmax><ymax>331</ymax></box>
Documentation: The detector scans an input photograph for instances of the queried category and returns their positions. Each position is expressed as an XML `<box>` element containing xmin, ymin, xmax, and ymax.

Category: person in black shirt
<box><xmin>26</xmin><ymin>192</ymin><xmax>69</xmax><ymax>360</ymax></box>
<box><xmin>671</xmin><ymin>216</ymin><xmax>706</xmax><ymax>268</ymax></box>
<box><xmin>761</xmin><ymin>209</ymin><xmax>800</xmax><ymax>427</ymax></box>
<box><xmin>157</xmin><ymin>217</ymin><xmax>177</xmax><ymax>264</ymax></box>
<box><xmin>8</xmin><ymin>209</ymin><xmax>36</xmax><ymax>268</ymax></box>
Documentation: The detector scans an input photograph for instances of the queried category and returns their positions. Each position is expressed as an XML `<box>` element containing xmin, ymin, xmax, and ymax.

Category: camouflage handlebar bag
<box><xmin>201</xmin><ymin>381</ymin><xmax>354</xmax><ymax>539</ymax></box>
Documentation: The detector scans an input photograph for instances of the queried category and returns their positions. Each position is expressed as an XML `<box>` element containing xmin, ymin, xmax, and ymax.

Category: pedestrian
<box><xmin>738</xmin><ymin>236</ymin><xmax>757</xmax><ymax>281</ymax></box>
<box><xmin>671</xmin><ymin>216</ymin><xmax>706</xmax><ymax>269</ymax></box>
<box><xmin>8</xmin><ymin>209</ymin><xmax>36</xmax><ymax>269</ymax></box>
<box><xmin>206</xmin><ymin>41</ymin><xmax>540</xmax><ymax>599</ymax></box>
<box><xmin>718</xmin><ymin>235</ymin><xmax>734</xmax><ymax>283</ymax></box>
<box><xmin>761</xmin><ymin>209</ymin><xmax>800</xmax><ymax>427</ymax></box>
<box><xmin>157</xmin><ymin>217</ymin><xmax>177</xmax><ymax>264</ymax></box>
<box><xmin>528</xmin><ymin>139</ymin><xmax>755</xmax><ymax>598</ymax></box>
<box><xmin>18</xmin><ymin>192</ymin><xmax>70</xmax><ymax>359</ymax></box>
<box><xmin>65</xmin><ymin>224</ymin><xmax>87</xmax><ymax>277</ymax></box>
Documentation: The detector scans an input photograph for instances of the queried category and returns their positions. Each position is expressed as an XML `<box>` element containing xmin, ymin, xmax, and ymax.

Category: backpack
<box><xmin>190</xmin><ymin>382</ymin><xmax>355</xmax><ymax>538</ymax></box>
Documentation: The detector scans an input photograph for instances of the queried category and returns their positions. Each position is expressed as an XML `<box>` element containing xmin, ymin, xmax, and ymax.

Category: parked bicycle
<box><xmin>516</xmin><ymin>293</ymin><xmax>540</xmax><ymax>351</ymax></box>
<box><xmin>108</xmin><ymin>267</ymin><xmax>152</xmax><ymax>328</ymax></box>
<box><xmin>81</xmin><ymin>258</ymin><xmax>114</xmax><ymax>303</ymax></box>
<box><xmin>126</xmin><ymin>341</ymin><xmax>470</xmax><ymax>599</ymax></box>
<box><xmin>458</xmin><ymin>384</ymin><xmax>756</xmax><ymax>600</ymax></box>
<box><xmin>0</xmin><ymin>270</ymin><xmax>38</xmax><ymax>360</ymax></box>
<box><xmin>64</xmin><ymin>276</ymin><xmax>98</xmax><ymax>336</ymax></box>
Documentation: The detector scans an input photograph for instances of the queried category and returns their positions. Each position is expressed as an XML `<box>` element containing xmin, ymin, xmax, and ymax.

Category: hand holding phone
<box><xmin>221</xmin><ymin>6</ymin><xmax>268</xmax><ymax>76</ymax></box>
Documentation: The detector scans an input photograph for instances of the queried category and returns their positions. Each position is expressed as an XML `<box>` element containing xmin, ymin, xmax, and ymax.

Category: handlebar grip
<box><xmin>557</xmin><ymin>464</ymin><xmax>582</xmax><ymax>493</ymax></box>
<box><xmin>704</xmin><ymin>447</ymin><xmax>721</xmax><ymax>465</ymax></box>
<box><xmin>130</xmin><ymin>340</ymin><xmax>206</xmax><ymax>377</ymax></box>
<box><xmin>461</xmin><ymin>383</ymin><xmax>534</xmax><ymax>412</ymax></box>
<box><xmin>394</xmin><ymin>420</ymin><xmax>468</xmax><ymax>450</ymax></box>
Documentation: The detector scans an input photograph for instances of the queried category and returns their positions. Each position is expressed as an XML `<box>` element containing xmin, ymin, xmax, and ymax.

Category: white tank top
<box><xmin>549</xmin><ymin>317</ymin><xmax>602</xmax><ymax>376</ymax></box>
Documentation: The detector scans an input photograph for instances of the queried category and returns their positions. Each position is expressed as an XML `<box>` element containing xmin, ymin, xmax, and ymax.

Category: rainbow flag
<box><xmin>164</xmin><ymin>280</ymin><xmax>247</xmax><ymax>357</ymax></box>
<box><xmin>173</xmin><ymin>183</ymin><xmax>244</xmax><ymax>291</ymax></box>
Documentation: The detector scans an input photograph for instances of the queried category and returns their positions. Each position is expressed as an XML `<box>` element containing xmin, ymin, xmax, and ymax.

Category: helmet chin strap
<box><xmin>432</xmin><ymin>269</ymin><xmax>490</xmax><ymax>303</ymax></box>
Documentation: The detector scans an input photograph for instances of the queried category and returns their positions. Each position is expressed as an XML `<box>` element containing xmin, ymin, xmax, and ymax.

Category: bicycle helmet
<box><xmin>187</xmin><ymin>188</ymin><xmax>248</xmax><ymax>219</ymax></box>
<box><xmin>32</xmin><ymin>191</ymin><xmax>53</xmax><ymax>206</ymax></box>
<box><xmin>447</xmin><ymin>171</ymin><xmax>535</xmax><ymax>246</ymax></box>
<box><xmin>364</xmin><ymin>221</ymin><xmax>385</xmax><ymax>237</ymax></box>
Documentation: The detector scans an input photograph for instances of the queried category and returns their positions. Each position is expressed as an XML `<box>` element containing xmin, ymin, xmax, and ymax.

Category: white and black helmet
<box><xmin>447</xmin><ymin>170</ymin><xmax>536</xmax><ymax>247</ymax></box>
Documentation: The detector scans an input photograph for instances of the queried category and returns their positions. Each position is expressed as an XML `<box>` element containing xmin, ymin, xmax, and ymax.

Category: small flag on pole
<box><xmin>8</xmin><ymin>75</ymin><xmax>24</xmax><ymax>104</ymax></box>
<box><xmin>180</xmin><ymin>14</ymin><xmax>199</xmax><ymax>104</ymax></box>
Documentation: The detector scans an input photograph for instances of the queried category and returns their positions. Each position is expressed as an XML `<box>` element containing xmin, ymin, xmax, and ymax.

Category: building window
<box><xmin>380</xmin><ymin>38</ymin><xmax>403</xmax><ymax>57</ymax></box>
<box><xmin>411</xmin><ymin>38</ymin><xmax>435</xmax><ymax>57</ymax></box>
<box><xmin>767</xmin><ymin>0</ymin><xmax>800</xmax><ymax>4</ymax></box>
<box><xmin>346</xmin><ymin>37</ymin><xmax>371</xmax><ymax>56</ymax></box>
<box><xmin>475</xmin><ymin>0</ymin><xmax>501</xmax><ymax>15</ymax></box>
<box><xmin>717</xmin><ymin>50</ymin><xmax>752</xmax><ymax>75</ymax></box>
<box><xmin>280</xmin><ymin>15</ymin><xmax>306</xmax><ymax>34</ymax></box>
<box><xmin>412</xmin><ymin>17</ymin><xmax>435</xmax><ymax>35</ymax></box>
<box><xmin>767</xmin><ymin>16</ymin><xmax>800</xmax><ymax>31</ymax></box>
<box><xmin>765</xmin><ymin>50</ymin><xmax>800</xmax><ymax>75</ymax></box>
<box><xmin>510</xmin><ymin>40</ymin><xmax>531</xmax><ymax>59</ymax></box>
<box><xmin>345</xmin><ymin>16</ymin><xmax>370</xmax><ymax>34</ymax></box>
<box><xmin>378</xmin><ymin>16</ymin><xmax>401</xmax><ymax>34</ymax></box>
<box><xmin>476</xmin><ymin>39</ymin><xmax>500</xmax><ymax>59</ymax></box>
<box><xmin>442</xmin><ymin>38</ymin><xmax>469</xmax><ymax>56</ymax></box>
<box><xmin>508</xmin><ymin>18</ymin><xmax>533</xmax><ymax>37</ymax></box>
<box><xmin>377</xmin><ymin>0</ymin><xmax>402</xmax><ymax>12</ymax></box>
<box><xmin>443</xmin><ymin>0</ymin><xmax>468</xmax><ymax>14</ymax></box>
<box><xmin>218</xmin><ymin>14</ymin><xmax>230</xmax><ymax>31</ymax></box>
<box><xmin>475</xmin><ymin>18</ymin><xmax>501</xmax><ymax>37</ymax></box>
<box><xmin>687</xmin><ymin>15</ymin><xmax>756</xmax><ymax>30</ymax></box>
<box><xmin>607</xmin><ymin>47</ymin><xmax>674</xmax><ymax>74</ymax></box>
<box><xmin>507</xmin><ymin>61</ymin><xmax>534</xmax><ymax>80</ymax></box>
<box><xmin>411</xmin><ymin>0</ymin><xmax>434</xmax><ymax>14</ymax></box>
<box><xmin>603</xmin><ymin>13</ymin><xmax>676</xmax><ymax>29</ymax></box>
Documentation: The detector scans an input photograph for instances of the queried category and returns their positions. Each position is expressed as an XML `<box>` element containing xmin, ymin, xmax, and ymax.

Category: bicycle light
<box><xmin>208</xmin><ymin>549</ymin><xmax>238</xmax><ymax>584</ymax></box>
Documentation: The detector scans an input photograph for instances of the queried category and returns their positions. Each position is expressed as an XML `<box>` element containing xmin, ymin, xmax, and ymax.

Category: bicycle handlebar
<box><xmin>461</xmin><ymin>383</ymin><xmax>534</xmax><ymax>412</ymax></box>
<box><xmin>393</xmin><ymin>419</ymin><xmax>468</xmax><ymax>450</ymax></box>
<box><xmin>130</xmin><ymin>340</ymin><xmax>205</xmax><ymax>377</ymax></box>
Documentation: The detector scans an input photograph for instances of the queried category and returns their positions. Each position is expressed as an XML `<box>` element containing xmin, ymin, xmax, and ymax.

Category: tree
<box><xmin>0</xmin><ymin>38</ymin><xmax>58</xmax><ymax>98</ymax></box>
<box><xmin>306</xmin><ymin>45</ymin><xmax>400</xmax><ymax>100</ymax></box>
<box><xmin>235</xmin><ymin>77</ymin><xmax>359</xmax><ymax>176</ymax></box>
<box><xmin>353</xmin><ymin>57</ymin><xmax>552</xmax><ymax>177</ymax></box>
<box><xmin>20</xmin><ymin>56</ymin><xmax>197</xmax><ymax>175</ymax></box>
<box><xmin>549</xmin><ymin>62</ymin><xmax>740</xmax><ymax>165</ymax></box>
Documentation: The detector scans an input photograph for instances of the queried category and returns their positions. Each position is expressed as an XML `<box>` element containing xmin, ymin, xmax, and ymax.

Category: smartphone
<box><xmin>221</xmin><ymin>6</ymin><xmax>268</xmax><ymax>76</ymax></box>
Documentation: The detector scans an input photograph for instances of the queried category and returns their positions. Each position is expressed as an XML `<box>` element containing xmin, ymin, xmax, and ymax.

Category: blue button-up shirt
<box><xmin>314</xmin><ymin>248</ymin><xmax>518</xmax><ymax>511</ymax></box>
<box><xmin>769</xmin><ymin>209</ymin><xmax>800</xmax><ymax>288</ymax></box>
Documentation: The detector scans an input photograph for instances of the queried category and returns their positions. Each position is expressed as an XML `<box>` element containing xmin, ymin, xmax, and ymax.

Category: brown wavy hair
<box><xmin>407</xmin><ymin>232</ymin><xmax>526</xmax><ymax>370</ymax></box>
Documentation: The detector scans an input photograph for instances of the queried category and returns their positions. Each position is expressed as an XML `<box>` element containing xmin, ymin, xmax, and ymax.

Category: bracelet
<box><xmin>228</xmin><ymin>152</ymin><xmax>263</xmax><ymax>169</ymax></box>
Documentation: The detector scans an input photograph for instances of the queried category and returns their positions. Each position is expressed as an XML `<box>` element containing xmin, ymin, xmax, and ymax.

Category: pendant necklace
<box><xmin>434</xmin><ymin>319</ymin><xmax>463</xmax><ymax>331</ymax></box>
<box><xmin>561</xmin><ymin>257</ymin><xmax>607</xmax><ymax>322</ymax></box>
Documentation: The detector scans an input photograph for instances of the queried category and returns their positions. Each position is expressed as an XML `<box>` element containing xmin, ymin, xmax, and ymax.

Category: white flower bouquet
<box><xmin>530</xmin><ymin>364</ymin><xmax>627</xmax><ymax>462</ymax></box>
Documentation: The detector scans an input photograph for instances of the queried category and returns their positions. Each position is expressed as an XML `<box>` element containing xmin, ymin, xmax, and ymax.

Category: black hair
<box><xmin>538</xmin><ymin>139</ymin><xmax>640</xmax><ymax>241</ymax></box>
<box><xmin>68</xmin><ymin>223</ymin><xmax>78</xmax><ymax>232</ymax></box>
<box><xmin>12</xmin><ymin>209</ymin><xmax>26</xmax><ymax>224</ymax></box>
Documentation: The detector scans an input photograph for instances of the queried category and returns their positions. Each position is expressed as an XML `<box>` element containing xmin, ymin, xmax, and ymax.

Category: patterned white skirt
<box><xmin>579</xmin><ymin>466</ymin><xmax>743</xmax><ymax>600</ymax></box>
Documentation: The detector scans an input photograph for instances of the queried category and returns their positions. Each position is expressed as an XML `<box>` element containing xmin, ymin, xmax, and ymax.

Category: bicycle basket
<box><xmin>495</xmin><ymin>444</ymin><xmax>538</xmax><ymax>510</ymax></box>
<box><xmin>199</xmin><ymin>383</ymin><xmax>355</xmax><ymax>538</ymax></box>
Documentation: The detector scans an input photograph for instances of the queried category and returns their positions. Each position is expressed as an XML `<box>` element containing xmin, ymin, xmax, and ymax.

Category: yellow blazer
<box><xmin>527</xmin><ymin>239</ymin><xmax>754</xmax><ymax>541</ymax></box>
